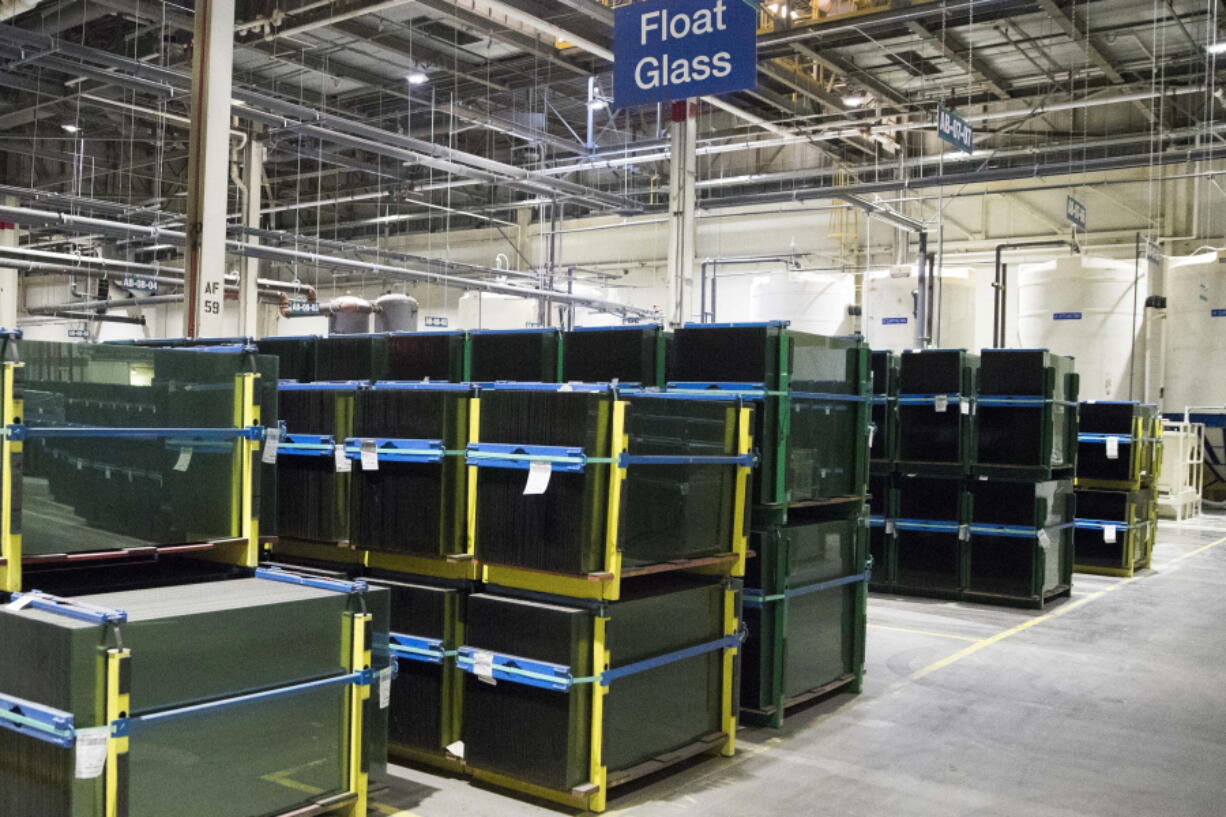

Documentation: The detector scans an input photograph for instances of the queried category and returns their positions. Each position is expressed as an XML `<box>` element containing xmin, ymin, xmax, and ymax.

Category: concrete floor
<box><xmin>370</xmin><ymin>515</ymin><xmax>1226</xmax><ymax>817</ymax></box>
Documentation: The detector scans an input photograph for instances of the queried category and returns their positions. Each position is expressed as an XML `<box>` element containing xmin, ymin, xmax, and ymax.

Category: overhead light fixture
<box><xmin>842</xmin><ymin>94</ymin><xmax>867</xmax><ymax>108</ymax></box>
<box><xmin>1208</xmin><ymin>41</ymin><xmax>1226</xmax><ymax>54</ymax></box>
<box><xmin>588</xmin><ymin>98</ymin><xmax>608</xmax><ymax>111</ymax></box>
<box><xmin>406</xmin><ymin>70</ymin><xmax>428</xmax><ymax>85</ymax></box>
<box><xmin>60</xmin><ymin>123</ymin><xmax>80</xmax><ymax>134</ymax></box>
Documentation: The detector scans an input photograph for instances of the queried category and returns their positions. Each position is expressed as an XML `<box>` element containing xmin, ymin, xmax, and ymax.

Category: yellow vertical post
<box><xmin>730</xmin><ymin>406</ymin><xmax>752</xmax><ymax>577</ymax></box>
<box><xmin>588</xmin><ymin>615</ymin><xmax>609</xmax><ymax>813</ymax></box>
<box><xmin>342</xmin><ymin>611</ymin><xmax>371</xmax><ymax>817</ymax></box>
<box><xmin>720</xmin><ymin>585</ymin><xmax>738</xmax><ymax>757</ymax></box>
<box><xmin>226</xmin><ymin>372</ymin><xmax>259</xmax><ymax>567</ymax></box>
<box><xmin>467</xmin><ymin>396</ymin><xmax>480</xmax><ymax>559</ymax></box>
<box><xmin>1</xmin><ymin>362</ymin><xmax>22</xmax><ymax>593</ymax></box>
<box><xmin>104</xmin><ymin>647</ymin><xmax>131</xmax><ymax>817</ymax></box>
<box><xmin>603</xmin><ymin>401</ymin><xmax>628</xmax><ymax>601</ymax></box>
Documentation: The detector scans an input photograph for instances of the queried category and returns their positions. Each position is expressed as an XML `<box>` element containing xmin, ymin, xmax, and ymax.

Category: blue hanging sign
<box><xmin>287</xmin><ymin>299</ymin><xmax>320</xmax><ymax>316</ymax></box>
<box><xmin>424</xmin><ymin>315</ymin><xmax>449</xmax><ymax>328</ymax></box>
<box><xmin>1066</xmin><ymin>196</ymin><xmax>1087</xmax><ymax>230</ymax></box>
<box><xmin>937</xmin><ymin>104</ymin><xmax>973</xmax><ymax>154</ymax></box>
<box><xmin>613</xmin><ymin>0</ymin><xmax>758</xmax><ymax>109</ymax></box>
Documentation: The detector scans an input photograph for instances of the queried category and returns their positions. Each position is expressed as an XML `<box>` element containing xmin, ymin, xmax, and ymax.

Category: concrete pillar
<box><xmin>239</xmin><ymin>135</ymin><xmax>264</xmax><ymax>337</ymax></box>
<box><xmin>183</xmin><ymin>0</ymin><xmax>235</xmax><ymax>338</ymax></box>
<box><xmin>666</xmin><ymin>100</ymin><xmax>697</xmax><ymax>327</ymax></box>
<box><xmin>0</xmin><ymin>196</ymin><xmax>16</xmax><ymax>329</ymax></box>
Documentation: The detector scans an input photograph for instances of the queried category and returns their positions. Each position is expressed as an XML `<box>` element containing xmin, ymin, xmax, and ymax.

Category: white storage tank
<box><xmin>1017</xmin><ymin>255</ymin><xmax>1145</xmax><ymax>401</ymax></box>
<box><xmin>863</xmin><ymin>265</ymin><xmax>975</xmax><ymax>352</ymax></box>
<box><xmin>748</xmin><ymin>270</ymin><xmax>855</xmax><ymax>335</ymax></box>
<box><xmin>327</xmin><ymin>295</ymin><xmax>374</xmax><ymax>335</ymax></box>
<box><xmin>373</xmin><ymin>293</ymin><xmax>419</xmax><ymax>332</ymax></box>
<box><xmin>1164</xmin><ymin>250</ymin><xmax>1226</xmax><ymax>414</ymax></box>
<box><xmin>457</xmin><ymin>291</ymin><xmax>540</xmax><ymax>330</ymax></box>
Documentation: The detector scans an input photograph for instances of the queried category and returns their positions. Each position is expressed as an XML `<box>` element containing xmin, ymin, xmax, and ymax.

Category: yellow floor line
<box><xmin>906</xmin><ymin>533</ymin><xmax>1226</xmax><ymax>683</ymax></box>
<box><xmin>371</xmin><ymin>803</ymin><xmax>420</xmax><ymax>817</ymax></box>
<box><xmin>868</xmin><ymin>624</ymin><xmax>980</xmax><ymax>642</ymax></box>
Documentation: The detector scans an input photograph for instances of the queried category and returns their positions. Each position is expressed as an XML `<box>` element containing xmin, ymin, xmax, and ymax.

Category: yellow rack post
<box><xmin>719</xmin><ymin>583</ymin><xmax>739</xmax><ymax>758</ymax></box>
<box><xmin>341</xmin><ymin>611</ymin><xmax>371</xmax><ymax>817</ymax></box>
<box><xmin>201</xmin><ymin>372</ymin><xmax>260</xmax><ymax>568</ymax></box>
<box><xmin>104</xmin><ymin>647</ymin><xmax>131</xmax><ymax>817</ymax></box>
<box><xmin>586</xmin><ymin>614</ymin><xmax>611</xmax><ymax>813</ymax></box>
<box><xmin>1</xmin><ymin>362</ymin><xmax>22</xmax><ymax>593</ymax></box>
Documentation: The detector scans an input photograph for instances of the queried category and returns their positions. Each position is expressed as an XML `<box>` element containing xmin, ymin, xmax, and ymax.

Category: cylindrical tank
<box><xmin>327</xmin><ymin>295</ymin><xmax>373</xmax><ymax>335</ymax></box>
<box><xmin>1164</xmin><ymin>250</ymin><xmax>1226</xmax><ymax>414</ymax></box>
<box><xmin>748</xmin><ymin>271</ymin><xmax>856</xmax><ymax>335</ymax></box>
<box><xmin>1017</xmin><ymin>255</ymin><xmax>1145</xmax><ymax>401</ymax></box>
<box><xmin>457</xmin><ymin>291</ymin><xmax>539</xmax><ymax>330</ymax></box>
<box><xmin>373</xmin><ymin>293</ymin><xmax>419</xmax><ymax>333</ymax></box>
<box><xmin>863</xmin><ymin>265</ymin><xmax>975</xmax><ymax>352</ymax></box>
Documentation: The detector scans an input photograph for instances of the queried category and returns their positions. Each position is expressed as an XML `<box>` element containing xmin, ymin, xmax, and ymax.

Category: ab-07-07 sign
<box><xmin>613</xmin><ymin>0</ymin><xmax>757</xmax><ymax>109</ymax></box>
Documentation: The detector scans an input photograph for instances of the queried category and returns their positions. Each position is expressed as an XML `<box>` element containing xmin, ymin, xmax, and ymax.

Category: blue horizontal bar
<box><xmin>12</xmin><ymin>426</ymin><xmax>262</xmax><ymax>441</ymax></box>
<box><xmin>626</xmin><ymin>389</ymin><xmax>747</xmax><ymax>403</ymax></box>
<box><xmin>389</xmin><ymin>633</ymin><xmax>453</xmax><ymax>665</ymax></box>
<box><xmin>668</xmin><ymin>381</ymin><xmax>768</xmax><ymax>393</ymax></box>
<box><xmin>469</xmin><ymin>328</ymin><xmax>560</xmax><ymax>336</ymax></box>
<box><xmin>976</xmin><ymin>396</ymin><xmax>1077</xmax><ymax>408</ymax></box>
<box><xmin>255</xmin><ymin>567</ymin><xmax>368</xmax><ymax>595</ymax></box>
<box><xmin>599</xmin><ymin>635</ymin><xmax>740</xmax><ymax>684</ymax></box>
<box><xmin>386</xmin><ymin>330</ymin><xmax>467</xmax><ymax>337</ymax></box>
<box><xmin>1078</xmin><ymin>433</ymin><xmax>1136</xmax><ymax>444</ymax></box>
<box><xmin>968</xmin><ymin>522</ymin><xmax>1074</xmax><ymax>538</ymax></box>
<box><xmin>0</xmin><ymin>691</ymin><xmax>76</xmax><ymax>748</ymax></box>
<box><xmin>7</xmin><ymin>591</ymin><xmax>127</xmax><ymax>624</ymax></box>
<box><xmin>742</xmin><ymin>570</ymin><xmax>871</xmax><ymax>606</ymax></box>
<box><xmin>1074</xmin><ymin>519</ymin><xmax>1142</xmax><ymax>531</ymax></box>
<box><xmin>370</xmin><ymin>381</ymin><xmax>471</xmax><ymax>392</ymax></box>
<box><xmin>278</xmin><ymin>432</ymin><xmax>337</xmax><ymax>456</ymax></box>
<box><xmin>476</xmin><ymin>382</ymin><xmax>607</xmax><ymax>392</ymax></box>
<box><xmin>457</xmin><ymin>648</ymin><xmax>580</xmax><ymax>692</ymax></box>
<box><xmin>620</xmin><ymin>452</ymin><xmax>756</xmax><ymax>467</ymax></box>
<box><xmin>343</xmin><ymin>438</ymin><xmax>445</xmax><ymax>464</ymax></box>
<box><xmin>897</xmin><ymin>393</ymin><xmax>965</xmax><ymax>404</ymax></box>
<box><xmin>466</xmin><ymin>442</ymin><xmax>588</xmax><ymax>472</ymax></box>
<box><xmin>277</xmin><ymin>381</ymin><xmax>365</xmax><ymax>391</ymax></box>
<box><xmin>569</xmin><ymin>324</ymin><xmax>662</xmax><ymax>333</ymax></box>
<box><xmin>894</xmin><ymin>519</ymin><xmax>962</xmax><ymax>533</ymax></box>
<box><xmin>681</xmin><ymin>321</ymin><xmax>788</xmax><ymax>329</ymax></box>
<box><xmin>791</xmin><ymin>391</ymin><xmax>869</xmax><ymax>404</ymax></box>
<box><xmin>134</xmin><ymin>670</ymin><xmax>370</xmax><ymax>724</ymax></box>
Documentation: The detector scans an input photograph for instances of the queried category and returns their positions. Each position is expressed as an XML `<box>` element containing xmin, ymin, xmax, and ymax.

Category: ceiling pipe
<box><xmin>37</xmin><ymin>310</ymin><xmax>147</xmax><ymax>325</ymax></box>
<box><xmin>0</xmin><ymin>204</ymin><xmax>653</xmax><ymax>318</ymax></box>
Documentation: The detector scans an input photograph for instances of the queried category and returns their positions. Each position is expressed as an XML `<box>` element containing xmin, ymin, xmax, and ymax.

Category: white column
<box><xmin>0</xmin><ymin>196</ymin><xmax>16</xmax><ymax>329</ymax></box>
<box><xmin>666</xmin><ymin>100</ymin><xmax>697</xmax><ymax>327</ymax></box>
<box><xmin>239</xmin><ymin>135</ymin><xmax>264</xmax><ymax>337</ymax></box>
<box><xmin>183</xmin><ymin>0</ymin><xmax>235</xmax><ymax>338</ymax></box>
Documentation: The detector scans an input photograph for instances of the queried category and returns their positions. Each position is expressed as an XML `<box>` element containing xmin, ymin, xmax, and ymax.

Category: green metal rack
<box><xmin>870</xmin><ymin>350</ymin><xmax>899</xmax><ymax>476</ymax></box>
<box><xmin>897</xmin><ymin>349</ymin><xmax>980</xmax><ymax>476</ymax></box>
<box><xmin>974</xmin><ymin>350</ymin><xmax>1079</xmax><ymax>480</ymax></box>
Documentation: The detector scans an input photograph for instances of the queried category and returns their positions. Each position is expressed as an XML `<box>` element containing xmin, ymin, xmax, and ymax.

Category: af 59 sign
<box><xmin>613</xmin><ymin>0</ymin><xmax>757</xmax><ymax>109</ymax></box>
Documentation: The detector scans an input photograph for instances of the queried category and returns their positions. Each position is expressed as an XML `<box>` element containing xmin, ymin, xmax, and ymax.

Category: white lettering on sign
<box><xmin>639</xmin><ymin>1</ymin><xmax>727</xmax><ymax>45</ymax></box>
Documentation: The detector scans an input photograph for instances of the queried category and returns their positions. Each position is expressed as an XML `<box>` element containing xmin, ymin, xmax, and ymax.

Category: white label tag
<box><xmin>960</xmin><ymin>399</ymin><xmax>971</xmax><ymax>415</ymax></box>
<box><xmin>261</xmin><ymin>427</ymin><xmax>280</xmax><ymax>464</ymax></box>
<box><xmin>1103</xmin><ymin>525</ymin><xmax>1117</xmax><ymax>543</ymax></box>
<box><xmin>445</xmin><ymin>740</ymin><xmax>465</xmax><ymax>759</ymax></box>
<box><xmin>868</xmin><ymin>423</ymin><xmax>876</xmax><ymax>449</ymax></box>
<box><xmin>103</xmin><ymin>467</ymin><xmax>111</xmax><ymax>479</ymax></box>
<box><xmin>885</xmin><ymin>520</ymin><xmax>895</xmax><ymax>534</ymax></box>
<box><xmin>360</xmin><ymin>439</ymin><xmax>378</xmax><ymax>471</ymax></box>
<box><xmin>524</xmin><ymin>460</ymin><xmax>552</xmax><ymax>495</ymax></box>
<box><xmin>6</xmin><ymin>594</ymin><xmax>36</xmax><ymax>611</ymax></box>
<box><xmin>1037</xmin><ymin>528</ymin><xmax>1051</xmax><ymax>546</ymax></box>
<box><xmin>334</xmin><ymin>444</ymin><xmax>351</xmax><ymax>473</ymax></box>
<box><xmin>473</xmin><ymin>650</ymin><xmax>496</xmax><ymax>685</ymax></box>
<box><xmin>378</xmin><ymin>666</ymin><xmax>393</xmax><ymax>710</ymax></box>
<box><xmin>76</xmin><ymin>459</ymin><xmax>83</xmax><ymax>471</ymax></box>
<box><xmin>1106</xmin><ymin>436</ymin><xmax>1120</xmax><ymax>460</ymax></box>
<box><xmin>934</xmin><ymin>394</ymin><xmax>949</xmax><ymax>412</ymax></box>
<box><xmin>173</xmin><ymin>447</ymin><xmax>192</xmax><ymax>472</ymax></box>
<box><xmin>558</xmin><ymin>382</ymin><xmax>573</xmax><ymax>392</ymax></box>
<box><xmin>74</xmin><ymin>726</ymin><xmax>110</xmax><ymax>779</ymax></box>
<box><xmin>958</xmin><ymin>524</ymin><xmax>970</xmax><ymax>541</ymax></box>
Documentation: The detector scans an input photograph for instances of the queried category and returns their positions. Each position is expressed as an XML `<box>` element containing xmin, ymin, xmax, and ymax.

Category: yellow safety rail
<box><xmin>1</xmin><ymin>362</ymin><xmax>22</xmax><ymax>593</ymax></box>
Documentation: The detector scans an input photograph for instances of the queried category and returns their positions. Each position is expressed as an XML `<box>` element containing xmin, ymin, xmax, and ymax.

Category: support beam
<box><xmin>790</xmin><ymin>43</ymin><xmax>908</xmax><ymax>107</ymax></box>
<box><xmin>905</xmin><ymin>21</ymin><xmax>1010</xmax><ymax>100</ymax></box>
<box><xmin>0</xmin><ymin>196</ymin><xmax>15</xmax><ymax>329</ymax></box>
<box><xmin>239</xmin><ymin>134</ymin><xmax>264</xmax><ymax>336</ymax></box>
<box><xmin>666</xmin><ymin>101</ymin><xmax>697</xmax><ymax>327</ymax></box>
<box><xmin>184</xmin><ymin>0</ymin><xmax>235</xmax><ymax>337</ymax></box>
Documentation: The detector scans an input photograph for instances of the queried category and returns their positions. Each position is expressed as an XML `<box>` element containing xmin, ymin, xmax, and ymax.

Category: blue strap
<box><xmin>976</xmin><ymin>395</ymin><xmax>1078</xmax><ymax>408</ymax></box>
<box><xmin>894</xmin><ymin>518</ymin><xmax>962</xmax><ymax>533</ymax></box>
<box><xmin>6</xmin><ymin>591</ymin><xmax>127</xmax><ymax>625</ymax></box>
<box><xmin>742</xmin><ymin>570</ymin><xmax>871</xmax><ymax>607</ymax></box>
<box><xmin>0</xmin><ymin>691</ymin><xmax>76</xmax><ymax>748</ymax></box>
<box><xmin>620</xmin><ymin>452</ymin><xmax>756</xmax><ymax>467</ymax></box>
<box><xmin>968</xmin><ymin>522</ymin><xmax>1076</xmax><ymax>538</ymax></box>
<box><xmin>255</xmin><ymin>567</ymin><xmax>367</xmax><ymax>595</ymax></box>
<box><xmin>1078</xmin><ymin>433</ymin><xmax>1136</xmax><ymax>444</ymax></box>
<box><xmin>8</xmin><ymin>425</ymin><xmax>264</xmax><ymax>442</ymax></box>
<box><xmin>897</xmin><ymin>393</ymin><xmax>965</xmax><ymax>405</ymax></box>
<box><xmin>465</xmin><ymin>442</ymin><xmax>591</xmax><ymax>472</ymax></box>
<box><xmin>1074</xmin><ymin>518</ymin><xmax>1142</xmax><ymax>531</ymax></box>
<box><xmin>277</xmin><ymin>432</ymin><xmax>337</xmax><ymax>457</ymax></box>
<box><xmin>598</xmin><ymin>635</ymin><xmax>739</xmax><ymax>685</ymax></box>
<box><xmin>389</xmin><ymin>633</ymin><xmax>455</xmax><ymax>665</ymax></box>
<box><xmin>132</xmin><ymin>670</ymin><xmax>372</xmax><ymax>726</ymax></box>
<box><xmin>790</xmin><ymin>391</ymin><xmax>869</xmax><ymax>404</ymax></box>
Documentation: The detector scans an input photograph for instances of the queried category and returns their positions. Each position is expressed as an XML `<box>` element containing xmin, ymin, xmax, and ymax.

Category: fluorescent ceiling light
<box><xmin>406</xmin><ymin>70</ymin><xmax>429</xmax><ymax>85</ymax></box>
<box><xmin>1208</xmin><ymin>41</ymin><xmax>1226</xmax><ymax>54</ymax></box>
<box><xmin>60</xmin><ymin>123</ymin><xmax>80</xmax><ymax>133</ymax></box>
<box><xmin>842</xmin><ymin>94</ymin><xmax>867</xmax><ymax>108</ymax></box>
<box><xmin>588</xmin><ymin>98</ymin><xmax>608</xmax><ymax>111</ymax></box>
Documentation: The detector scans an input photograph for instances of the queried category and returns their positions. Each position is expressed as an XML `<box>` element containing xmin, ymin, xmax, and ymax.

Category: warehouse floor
<box><xmin>368</xmin><ymin>515</ymin><xmax>1226</xmax><ymax>817</ymax></box>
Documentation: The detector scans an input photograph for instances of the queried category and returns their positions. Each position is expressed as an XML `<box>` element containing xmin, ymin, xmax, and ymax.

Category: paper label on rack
<box><xmin>1106</xmin><ymin>436</ymin><xmax>1120</xmax><ymax>460</ymax></box>
<box><xmin>173</xmin><ymin>447</ymin><xmax>192</xmax><ymax>472</ymax></box>
<box><xmin>74</xmin><ymin>727</ymin><xmax>109</xmax><ymax>779</ymax></box>
<box><xmin>867</xmin><ymin>423</ymin><xmax>876</xmax><ymax>449</ymax></box>
<box><xmin>1037</xmin><ymin>528</ymin><xmax>1051</xmax><ymax>547</ymax></box>
<box><xmin>445</xmin><ymin>741</ymin><xmax>465</xmax><ymax>759</ymax></box>
<box><xmin>378</xmin><ymin>666</ymin><xmax>393</xmax><ymax>710</ymax></box>
<box><xmin>6</xmin><ymin>594</ymin><xmax>36</xmax><ymax>611</ymax></box>
<box><xmin>524</xmin><ymin>460</ymin><xmax>552</xmax><ymax>495</ymax></box>
<box><xmin>958</xmin><ymin>524</ymin><xmax>970</xmax><ymax>541</ymax></box>
<box><xmin>825</xmin><ymin>533</ymin><xmax>842</xmax><ymax>550</ymax></box>
<box><xmin>885</xmin><ymin>520</ymin><xmax>895</xmax><ymax>534</ymax></box>
<box><xmin>960</xmin><ymin>399</ymin><xmax>971</xmax><ymax>415</ymax></box>
<box><xmin>76</xmin><ymin>459</ymin><xmax>83</xmax><ymax>471</ymax></box>
<box><xmin>933</xmin><ymin>394</ymin><xmax>948</xmax><ymax>413</ymax></box>
<box><xmin>360</xmin><ymin>439</ymin><xmax>378</xmax><ymax>471</ymax></box>
<box><xmin>261</xmin><ymin>427</ymin><xmax>280</xmax><ymax>464</ymax></box>
<box><xmin>1103</xmin><ymin>525</ymin><xmax>1117</xmax><ymax>543</ymax></box>
<box><xmin>472</xmin><ymin>650</ymin><xmax>496</xmax><ymax>684</ymax></box>
<box><xmin>334</xmin><ymin>444</ymin><xmax>351</xmax><ymax>473</ymax></box>
<box><xmin>559</xmin><ymin>382</ymin><xmax>573</xmax><ymax>392</ymax></box>
<box><xmin>103</xmin><ymin>467</ymin><xmax>111</xmax><ymax>479</ymax></box>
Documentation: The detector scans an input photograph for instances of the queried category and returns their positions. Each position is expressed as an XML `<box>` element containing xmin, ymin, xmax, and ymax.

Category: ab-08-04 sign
<box><xmin>613</xmin><ymin>0</ymin><xmax>757</xmax><ymax>109</ymax></box>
